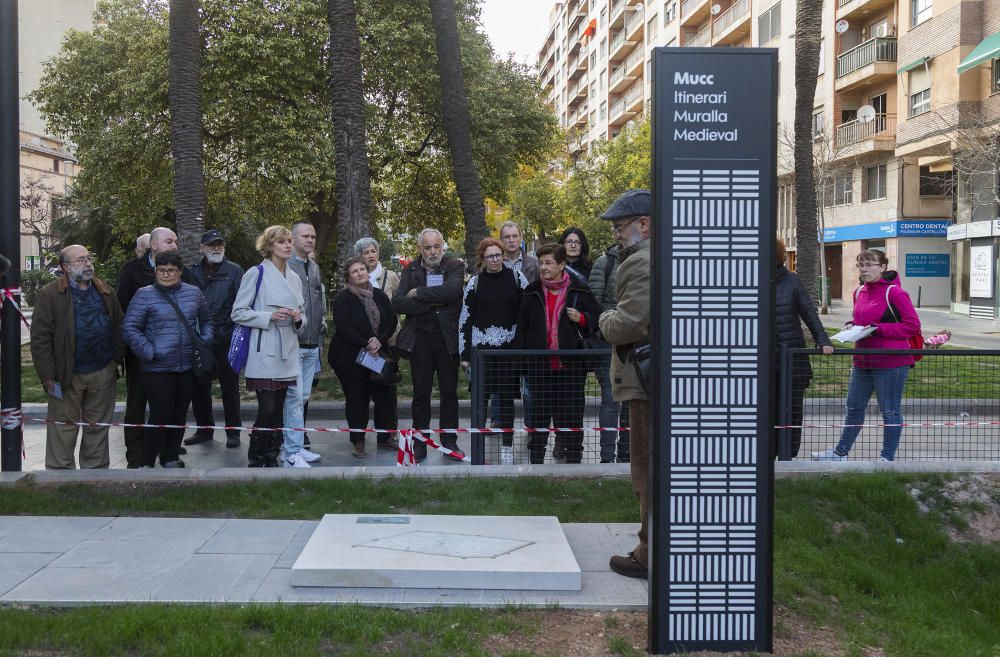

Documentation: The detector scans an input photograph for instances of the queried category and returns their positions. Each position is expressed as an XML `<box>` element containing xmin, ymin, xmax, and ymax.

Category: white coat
<box><xmin>231</xmin><ymin>259</ymin><xmax>306</xmax><ymax>380</ymax></box>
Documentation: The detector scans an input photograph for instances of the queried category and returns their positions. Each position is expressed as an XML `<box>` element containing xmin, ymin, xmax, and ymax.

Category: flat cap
<box><xmin>599</xmin><ymin>189</ymin><xmax>651</xmax><ymax>220</ymax></box>
<box><xmin>200</xmin><ymin>229</ymin><xmax>225</xmax><ymax>245</ymax></box>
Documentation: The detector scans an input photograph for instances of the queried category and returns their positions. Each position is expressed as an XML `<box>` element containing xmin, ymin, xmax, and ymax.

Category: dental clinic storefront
<box><xmin>947</xmin><ymin>220</ymin><xmax>1000</xmax><ymax>319</ymax></box>
<box><xmin>822</xmin><ymin>219</ymin><xmax>951</xmax><ymax>307</ymax></box>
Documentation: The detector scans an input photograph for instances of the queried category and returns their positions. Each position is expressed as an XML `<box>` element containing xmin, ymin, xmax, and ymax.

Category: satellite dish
<box><xmin>711</xmin><ymin>4</ymin><xmax>722</xmax><ymax>15</ymax></box>
<box><xmin>857</xmin><ymin>105</ymin><xmax>876</xmax><ymax>123</ymax></box>
<box><xmin>835</xmin><ymin>19</ymin><xmax>850</xmax><ymax>34</ymax></box>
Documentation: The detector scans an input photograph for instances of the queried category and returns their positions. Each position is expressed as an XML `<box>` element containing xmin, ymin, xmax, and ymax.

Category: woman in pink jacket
<box><xmin>813</xmin><ymin>250</ymin><xmax>921</xmax><ymax>462</ymax></box>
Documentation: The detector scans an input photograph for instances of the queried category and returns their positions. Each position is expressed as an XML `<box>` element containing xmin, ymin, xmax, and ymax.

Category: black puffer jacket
<box><xmin>775</xmin><ymin>265</ymin><xmax>832</xmax><ymax>378</ymax></box>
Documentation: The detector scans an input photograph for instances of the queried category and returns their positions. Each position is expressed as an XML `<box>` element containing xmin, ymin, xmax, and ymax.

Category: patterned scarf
<box><xmin>347</xmin><ymin>282</ymin><xmax>380</xmax><ymax>334</ymax></box>
<box><xmin>541</xmin><ymin>271</ymin><xmax>570</xmax><ymax>351</ymax></box>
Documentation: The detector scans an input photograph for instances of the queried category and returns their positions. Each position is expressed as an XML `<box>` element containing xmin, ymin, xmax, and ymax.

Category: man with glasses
<box><xmin>597</xmin><ymin>190</ymin><xmax>653</xmax><ymax>579</ymax></box>
<box><xmin>31</xmin><ymin>246</ymin><xmax>127</xmax><ymax>469</ymax></box>
<box><xmin>185</xmin><ymin>230</ymin><xmax>244</xmax><ymax>448</ymax></box>
<box><xmin>116</xmin><ymin>227</ymin><xmax>196</xmax><ymax>468</ymax></box>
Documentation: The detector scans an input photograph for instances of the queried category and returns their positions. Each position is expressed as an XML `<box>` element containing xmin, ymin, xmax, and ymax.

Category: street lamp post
<box><xmin>0</xmin><ymin>0</ymin><xmax>23</xmax><ymax>471</ymax></box>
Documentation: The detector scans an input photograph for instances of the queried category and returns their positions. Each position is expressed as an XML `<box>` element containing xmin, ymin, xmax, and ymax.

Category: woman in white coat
<box><xmin>231</xmin><ymin>225</ymin><xmax>306</xmax><ymax>467</ymax></box>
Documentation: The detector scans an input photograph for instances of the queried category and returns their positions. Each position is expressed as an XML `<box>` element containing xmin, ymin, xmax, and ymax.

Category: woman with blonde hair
<box><xmin>231</xmin><ymin>226</ymin><xmax>306</xmax><ymax>467</ymax></box>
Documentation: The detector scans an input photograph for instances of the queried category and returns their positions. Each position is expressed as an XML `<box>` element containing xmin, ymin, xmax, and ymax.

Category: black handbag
<box><xmin>629</xmin><ymin>343</ymin><xmax>652</xmax><ymax>395</ymax></box>
<box><xmin>369</xmin><ymin>349</ymin><xmax>401</xmax><ymax>386</ymax></box>
<box><xmin>157</xmin><ymin>288</ymin><xmax>216</xmax><ymax>378</ymax></box>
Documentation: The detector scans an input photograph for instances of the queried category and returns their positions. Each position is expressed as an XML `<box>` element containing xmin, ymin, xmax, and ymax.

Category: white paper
<box><xmin>49</xmin><ymin>382</ymin><xmax>63</xmax><ymax>400</ymax></box>
<box><xmin>356</xmin><ymin>350</ymin><xmax>386</xmax><ymax>374</ymax></box>
<box><xmin>426</xmin><ymin>273</ymin><xmax>444</xmax><ymax>287</ymax></box>
<box><xmin>831</xmin><ymin>325</ymin><xmax>876</xmax><ymax>343</ymax></box>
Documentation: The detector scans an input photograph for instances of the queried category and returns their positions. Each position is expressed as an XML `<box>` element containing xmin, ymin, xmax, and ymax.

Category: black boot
<box><xmin>264</xmin><ymin>431</ymin><xmax>282</xmax><ymax>468</ymax></box>
<box><xmin>247</xmin><ymin>431</ymin><xmax>267</xmax><ymax>467</ymax></box>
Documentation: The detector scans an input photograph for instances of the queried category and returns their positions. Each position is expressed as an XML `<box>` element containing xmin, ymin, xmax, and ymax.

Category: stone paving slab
<box><xmin>0</xmin><ymin>515</ymin><xmax>646</xmax><ymax>610</ymax></box>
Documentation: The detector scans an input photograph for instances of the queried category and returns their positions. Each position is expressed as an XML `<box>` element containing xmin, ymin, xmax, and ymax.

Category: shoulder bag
<box><xmin>227</xmin><ymin>265</ymin><xmax>264</xmax><ymax>373</ymax></box>
<box><xmin>157</xmin><ymin>287</ymin><xmax>216</xmax><ymax>378</ymax></box>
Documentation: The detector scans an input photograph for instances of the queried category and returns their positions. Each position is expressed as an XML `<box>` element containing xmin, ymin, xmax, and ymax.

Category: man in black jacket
<box><xmin>116</xmin><ymin>227</ymin><xmax>196</xmax><ymax>468</ymax></box>
<box><xmin>392</xmin><ymin>228</ymin><xmax>465</xmax><ymax>462</ymax></box>
<box><xmin>184</xmin><ymin>230</ymin><xmax>244</xmax><ymax>448</ymax></box>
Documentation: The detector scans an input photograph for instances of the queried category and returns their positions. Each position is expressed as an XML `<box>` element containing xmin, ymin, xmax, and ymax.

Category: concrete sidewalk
<box><xmin>0</xmin><ymin>515</ymin><xmax>647</xmax><ymax>609</ymax></box>
<box><xmin>820</xmin><ymin>301</ymin><xmax>1000</xmax><ymax>349</ymax></box>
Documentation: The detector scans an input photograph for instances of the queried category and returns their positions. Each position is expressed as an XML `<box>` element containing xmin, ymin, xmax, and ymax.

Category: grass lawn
<box><xmin>1</xmin><ymin>473</ymin><xmax>999</xmax><ymax>656</ymax></box>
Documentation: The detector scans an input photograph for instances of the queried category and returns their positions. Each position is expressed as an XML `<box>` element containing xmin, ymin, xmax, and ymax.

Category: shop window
<box><xmin>993</xmin><ymin>58</ymin><xmax>1000</xmax><ymax>94</ymax></box>
<box><xmin>863</xmin><ymin>239</ymin><xmax>886</xmax><ymax>253</ymax></box>
<box><xmin>911</xmin><ymin>0</ymin><xmax>932</xmax><ymax>27</ymax></box>
<box><xmin>758</xmin><ymin>2</ymin><xmax>781</xmax><ymax>45</ymax></box>
<box><xmin>919</xmin><ymin>165</ymin><xmax>952</xmax><ymax>196</ymax></box>
<box><xmin>863</xmin><ymin>163</ymin><xmax>888</xmax><ymax>201</ymax></box>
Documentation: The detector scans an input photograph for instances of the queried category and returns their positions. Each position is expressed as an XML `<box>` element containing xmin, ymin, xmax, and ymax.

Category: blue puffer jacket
<box><xmin>122</xmin><ymin>282</ymin><xmax>213</xmax><ymax>373</ymax></box>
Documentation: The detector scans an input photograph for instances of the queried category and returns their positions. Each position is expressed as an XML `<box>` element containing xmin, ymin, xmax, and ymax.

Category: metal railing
<box><xmin>778</xmin><ymin>348</ymin><xmax>1000</xmax><ymax>461</ymax></box>
<box><xmin>685</xmin><ymin>26</ymin><xmax>711</xmax><ymax>47</ymax></box>
<box><xmin>681</xmin><ymin>0</ymin><xmax>704</xmax><ymax>18</ymax></box>
<box><xmin>469</xmin><ymin>349</ymin><xmax>628</xmax><ymax>465</ymax></box>
<box><xmin>713</xmin><ymin>0</ymin><xmax>749</xmax><ymax>33</ymax></box>
<box><xmin>610</xmin><ymin>30</ymin><xmax>627</xmax><ymax>55</ymax></box>
<box><xmin>836</xmin><ymin>36</ymin><xmax>897</xmax><ymax>78</ymax></box>
<box><xmin>835</xmin><ymin>113</ymin><xmax>896</xmax><ymax>146</ymax></box>
<box><xmin>625</xmin><ymin>9</ymin><xmax>644</xmax><ymax>36</ymax></box>
<box><xmin>611</xmin><ymin>0</ymin><xmax>626</xmax><ymax>22</ymax></box>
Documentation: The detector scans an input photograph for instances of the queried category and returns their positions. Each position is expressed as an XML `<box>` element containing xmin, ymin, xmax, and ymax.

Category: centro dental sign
<box><xmin>822</xmin><ymin>220</ymin><xmax>949</xmax><ymax>243</ymax></box>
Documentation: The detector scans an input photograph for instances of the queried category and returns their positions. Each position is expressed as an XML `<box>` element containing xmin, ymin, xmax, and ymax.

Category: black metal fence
<box><xmin>468</xmin><ymin>349</ymin><xmax>630</xmax><ymax>466</ymax></box>
<box><xmin>779</xmin><ymin>348</ymin><xmax>1000</xmax><ymax>461</ymax></box>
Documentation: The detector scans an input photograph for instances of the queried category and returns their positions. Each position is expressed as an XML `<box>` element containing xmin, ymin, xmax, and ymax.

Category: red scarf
<box><xmin>541</xmin><ymin>271</ymin><xmax>570</xmax><ymax>352</ymax></box>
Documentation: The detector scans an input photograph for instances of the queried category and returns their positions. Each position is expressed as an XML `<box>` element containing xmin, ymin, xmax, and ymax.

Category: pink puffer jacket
<box><xmin>851</xmin><ymin>272</ymin><xmax>921</xmax><ymax>369</ymax></box>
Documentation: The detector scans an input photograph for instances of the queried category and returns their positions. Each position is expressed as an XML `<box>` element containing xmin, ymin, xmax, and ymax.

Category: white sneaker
<box><xmin>811</xmin><ymin>448</ymin><xmax>847</xmax><ymax>461</ymax></box>
<box><xmin>500</xmin><ymin>446</ymin><xmax>514</xmax><ymax>465</ymax></box>
<box><xmin>281</xmin><ymin>452</ymin><xmax>312</xmax><ymax>468</ymax></box>
<box><xmin>299</xmin><ymin>448</ymin><xmax>322</xmax><ymax>463</ymax></box>
<box><xmin>876</xmin><ymin>456</ymin><xmax>891</xmax><ymax>463</ymax></box>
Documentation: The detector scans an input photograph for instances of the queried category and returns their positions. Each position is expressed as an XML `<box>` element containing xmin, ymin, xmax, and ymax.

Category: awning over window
<box><xmin>898</xmin><ymin>56</ymin><xmax>929</xmax><ymax>75</ymax></box>
<box><xmin>957</xmin><ymin>31</ymin><xmax>1000</xmax><ymax>74</ymax></box>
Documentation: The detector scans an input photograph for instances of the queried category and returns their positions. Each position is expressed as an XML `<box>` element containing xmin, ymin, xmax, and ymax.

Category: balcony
<box><xmin>835</xmin><ymin>37</ymin><xmax>897</xmax><ymax>92</ymax></box>
<box><xmin>835</xmin><ymin>113</ymin><xmax>896</xmax><ymax>149</ymax></box>
<box><xmin>712</xmin><ymin>0</ymin><xmax>751</xmax><ymax>46</ymax></box>
<box><xmin>610</xmin><ymin>0</ymin><xmax>627</xmax><ymax>27</ymax></box>
<box><xmin>624</xmin><ymin>81</ymin><xmax>644</xmax><ymax>113</ymax></box>
<box><xmin>609</xmin><ymin>29</ymin><xmax>637</xmax><ymax>61</ymax></box>
<box><xmin>625</xmin><ymin>9</ymin><xmax>644</xmax><ymax>41</ymax></box>
<box><xmin>684</xmin><ymin>25</ymin><xmax>711</xmax><ymax>47</ymax></box>
<box><xmin>680</xmin><ymin>0</ymin><xmax>711</xmax><ymax>27</ymax></box>
<box><xmin>567</xmin><ymin>80</ymin><xmax>587</xmax><ymax>107</ymax></box>
<box><xmin>609</xmin><ymin>60</ymin><xmax>637</xmax><ymax>93</ymax></box>
<box><xmin>568</xmin><ymin>105</ymin><xmax>588</xmax><ymax>128</ymax></box>
<box><xmin>568</xmin><ymin>46</ymin><xmax>589</xmax><ymax>79</ymax></box>
<box><xmin>836</xmin><ymin>0</ymin><xmax>896</xmax><ymax>22</ymax></box>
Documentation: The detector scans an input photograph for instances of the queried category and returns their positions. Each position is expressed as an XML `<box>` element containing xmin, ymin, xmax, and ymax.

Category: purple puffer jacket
<box><xmin>851</xmin><ymin>271</ymin><xmax>921</xmax><ymax>369</ymax></box>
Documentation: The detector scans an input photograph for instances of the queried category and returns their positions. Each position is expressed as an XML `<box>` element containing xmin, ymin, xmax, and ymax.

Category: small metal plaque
<box><xmin>356</xmin><ymin>516</ymin><xmax>410</xmax><ymax>525</ymax></box>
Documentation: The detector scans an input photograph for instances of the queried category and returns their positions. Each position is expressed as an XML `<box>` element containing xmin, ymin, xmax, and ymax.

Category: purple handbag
<box><xmin>227</xmin><ymin>265</ymin><xmax>264</xmax><ymax>374</ymax></box>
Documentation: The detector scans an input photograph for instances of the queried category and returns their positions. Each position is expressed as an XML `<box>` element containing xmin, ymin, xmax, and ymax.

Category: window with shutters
<box><xmin>863</xmin><ymin>164</ymin><xmax>888</xmax><ymax>201</ymax></box>
<box><xmin>911</xmin><ymin>0</ymin><xmax>932</xmax><ymax>27</ymax></box>
<box><xmin>758</xmin><ymin>2</ymin><xmax>781</xmax><ymax>44</ymax></box>
<box><xmin>908</xmin><ymin>64</ymin><xmax>931</xmax><ymax>117</ymax></box>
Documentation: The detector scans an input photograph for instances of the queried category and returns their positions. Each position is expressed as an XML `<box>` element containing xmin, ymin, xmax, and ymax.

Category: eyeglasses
<box><xmin>66</xmin><ymin>256</ymin><xmax>94</xmax><ymax>265</ymax></box>
<box><xmin>563</xmin><ymin>239</ymin><xmax>582</xmax><ymax>246</ymax></box>
<box><xmin>856</xmin><ymin>262</ymin><xmax>883</xmax><ymax>270</ymax></box>
<box><xmin>612</xmin><ymin>217</ymin><xmax>640</xmax><ymax>235</ymax></box>
<box><xmin>483</xmin><ymin>253</ymin><xmax>504</xmax><ymax>261</ymax></box>
<box><xmin>204</xmin><ymin>243</ymin><xmax>225</xmax><ymax>250</ymax></box>
<box><xmin>156</xmin><ymin>267</ymin><xmax>180</xmax><ymax>275</ymax></box>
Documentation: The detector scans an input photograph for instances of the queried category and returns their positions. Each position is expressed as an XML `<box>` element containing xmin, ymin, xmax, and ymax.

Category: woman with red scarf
<box><xmin>515</xmin><ymin>243</ymin><xmax>600</xmax><ymax>464</ymax></box>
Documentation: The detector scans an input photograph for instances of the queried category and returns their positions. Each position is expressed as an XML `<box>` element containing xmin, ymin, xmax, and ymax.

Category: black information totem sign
<box><xmin>649</xmin><ymin>48</ymin><xmax>777</xmax><ymax>654</ymax></box>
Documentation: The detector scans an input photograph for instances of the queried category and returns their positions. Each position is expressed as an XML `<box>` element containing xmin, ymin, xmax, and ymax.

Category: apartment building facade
<box><xmin>536</xmin><ymin>0</ymin><xmax>1000</xmax><ymax>316</ymax></box>
<box><xmin>17</xmin><ymin>0</ymin><xmax>94</xmax><ymax>269</ymax></box>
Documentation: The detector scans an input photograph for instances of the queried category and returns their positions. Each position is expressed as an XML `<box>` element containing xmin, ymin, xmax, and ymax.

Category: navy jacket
<box><xmin>122</xmin><ymin>282</ymin><xmax>213</xmax><ymax>372</ymax></box>
<box><xmin>189</xmin><ymin>257</ymin><xmax>243</xmax><ymax>342</ymax></box>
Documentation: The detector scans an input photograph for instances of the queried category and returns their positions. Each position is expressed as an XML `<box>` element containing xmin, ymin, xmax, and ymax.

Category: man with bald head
<box><xmin>30</xmin><ymin>246</ymin><xmax>126</xmax><ymax>469</ymax></box>
<box><xmin>116</xmin><ymin>226</ymin><xmax>196</xmax><ymax>467</ymax></box>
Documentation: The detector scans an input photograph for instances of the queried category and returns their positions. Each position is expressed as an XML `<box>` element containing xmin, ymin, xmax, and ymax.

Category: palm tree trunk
<box><xmin>329</xmin><ymin>0</ymin><xmax>373</xmax><ymax>275</ymax></box>
<box><xmin>793</xmin><ymin>0</ymin><xmax>823</xmax><ymax>300</ymax></box>
<box><xmin>428</xmin><ymin>0</ymin><xmax>488</xmax><ymax>266</ymax></box>
<box><xmin>169</xmin><ymin>0</ymin><xmax>206</xmax><ymax>264</ymax></box>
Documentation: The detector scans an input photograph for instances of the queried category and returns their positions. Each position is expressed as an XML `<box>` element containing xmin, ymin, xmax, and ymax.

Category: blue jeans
<box><xmin>282</xmin><ymin>347</ymin><xmax>320</xmax><ymax>456</ymax></box>
<box><xmin>836</xmin><ymin>366</ymin><xmax>910</xmax><ymax>460</ymax></box>
<box><xmin>594</xmin><ymin>359</ymin><xmax>629</xmax><ymax>462</ymax></box>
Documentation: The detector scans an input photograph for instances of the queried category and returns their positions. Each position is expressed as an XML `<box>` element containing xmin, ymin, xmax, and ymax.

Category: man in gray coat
<box><xmin>598</xmin><ymin>190</ymin><xmax>652</xmax><ymax>579</ymax></box>
<box><xmin>283</xmin><ymin>222</ymin><xmax>325</xmax><ymax>463</ymax></box>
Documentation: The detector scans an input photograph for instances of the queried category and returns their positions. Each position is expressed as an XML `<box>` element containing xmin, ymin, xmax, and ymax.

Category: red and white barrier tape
<box><xmin>1</xmin><ymin>287</ymin><xmax>31</xmax><ymax>330</ymax></box>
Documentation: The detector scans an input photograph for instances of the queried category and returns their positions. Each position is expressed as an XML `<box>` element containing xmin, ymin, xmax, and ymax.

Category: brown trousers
<box><xmin>629</xmin><ymin>399</ymin><xmax>650</xmax><ymax>566</ymax></box>
<box><xmin>45</xmin><ymin>362</ymin><xmax>117</xmax><ymax>469</ymax></box>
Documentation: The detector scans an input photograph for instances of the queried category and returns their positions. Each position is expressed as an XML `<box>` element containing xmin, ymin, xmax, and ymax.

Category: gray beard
<box><xmin>205</xmin><ymin>252</ymin><xmax>225</xmax><ymax>264</ymax></box>
<box><xmin>71</xmin><ymin>269</ymin><xmax>94</xmax><ymax>284</ymax></box>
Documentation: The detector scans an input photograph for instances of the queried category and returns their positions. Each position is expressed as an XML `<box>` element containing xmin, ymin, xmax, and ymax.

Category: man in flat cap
<box><xmin>598</xmin><ymin>189</ymin><xmax>652</xmax><ymax>579</ymax></box>
<box><xmin>186</xmin><ymin>229</ymin><xmax>244</xmax><ymax>448</ymax></box>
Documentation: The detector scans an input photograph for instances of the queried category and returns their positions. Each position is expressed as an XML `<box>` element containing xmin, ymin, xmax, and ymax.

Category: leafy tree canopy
<box><xmin>30</xmin><ymin>0</ymin><xmax>557</xmax><ymax>263</ymax></box>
